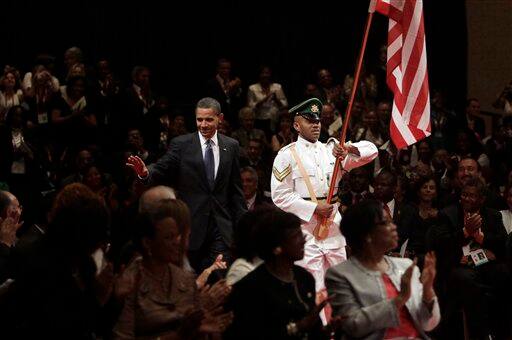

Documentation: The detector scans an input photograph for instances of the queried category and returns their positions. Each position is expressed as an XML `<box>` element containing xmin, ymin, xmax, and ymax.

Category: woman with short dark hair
<box><xmin>113</xmin><ymin>199</ymin><xmax>232</xmax><ymax>339</ymax></box>
<box><xmin>326</xmin><ymin>200</ymin><xmax>440</xmax><ymax>339</ymax></box>
<box><xmin>8</xmin><ymin>183</ymin><xmax>110</xmax><ymax>338</ymax></box>
<box><xmin>225</xmin><ymin>209</ymin><xmax>328</xmax><ymax>339</ymax></box>
<box><xmin>226</xmin><ymin>209</ymin><xmax>265</xmax><ymax>285</ymax></box>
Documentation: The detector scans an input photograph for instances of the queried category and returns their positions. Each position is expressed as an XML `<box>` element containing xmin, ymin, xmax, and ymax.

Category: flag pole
<box><xmin>315</xmin><ymin>5</ymin><xmax>376</xmax><ymax>239</ymax></box>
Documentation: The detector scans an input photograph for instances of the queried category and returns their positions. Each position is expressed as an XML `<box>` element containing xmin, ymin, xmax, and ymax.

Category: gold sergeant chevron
<box><xmin>272</xmin><ymin>164</ymin><xmax>291</xmax><ymax>182</ymax></box>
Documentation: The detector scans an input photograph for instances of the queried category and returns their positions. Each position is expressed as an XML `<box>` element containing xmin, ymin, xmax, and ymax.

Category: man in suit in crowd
<box><xmin>338</xmin><ymin>165</ymin><xmax>373</xmax><ymax>213</ymax></box>
<box><xmin>428</xmin><ymin>177</ymin><xmax>511</xmax><ymax>339</ymax></box>
<box><xmin>204</xmin><ymin>58</ymin><xmax>243</xmax><ymax>126</ymax></box>
<box><xmin>240</xmin><ymin>166</ymin><xmax>272</xmax><ymax>211</ymax></box>
<box><xmin>463</xmin><ymin>98</ymin><xmax>486</xmax><ymax>141</ymax></box>
<box><xmin>127</xmin><ymin>97</ymin><xmax>246</xmax><ymax>272</ymax></box>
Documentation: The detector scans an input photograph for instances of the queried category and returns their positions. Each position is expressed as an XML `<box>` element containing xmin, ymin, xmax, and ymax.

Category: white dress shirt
<box><xmin>500</xmin><ymin>209</ymin><xmax>512</xmax><ymax>234</ymax></box>
<box><xmin>386</xmin><ymin>198</ymin><xmax>396</xmax><ymax>219</ymax></box>
<box><xmin>246</xmin><ymin>193</ymin><xmax>257</xmax><ymax>210</ymax></box>
<box><xmin>198</xmin><ymin>131</ymin><xmax>220</xmax><ymax>178</ymax></box>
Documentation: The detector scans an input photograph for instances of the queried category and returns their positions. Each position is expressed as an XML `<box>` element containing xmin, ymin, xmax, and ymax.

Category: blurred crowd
<box><xmin>0</xmin><ymin>46</ymin><xmax>512</xmax><ymax>339</ymax></box>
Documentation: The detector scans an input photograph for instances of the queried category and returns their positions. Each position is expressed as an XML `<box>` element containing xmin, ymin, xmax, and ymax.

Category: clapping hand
<box><xmin>126</xmin><ymin>155</ymin><xmax>149</xmax><ymax>178</ymax></box>
<box><xmin>296</xmin><ymin>297</ymin><xmax>329</xmax><ymax>333</ymax></box>
<box><xmin>0</xmin><ymin>207</ymin><xmax>23</xmax><ymax>247</ymax></box>
<box><xmin>197</xmin><ymin>279</ymin><xmax>234</xmax><ymax>334</ymax></box>
<box><xmin>464</xmin><ymin>212</ymin><xmax>482</xmax><ymax>235</ymax></box>
<box><xmin>199</xmin><ymin>279</ymin><xmax>231</xmax><ymax>311</ymax></box>
<box><xmin>196</xmin><ymin>254</ymin><xmax>227</xmax><ymax>289</ymax></box>
<box><xmin>114</xmin><ymin>263</ymin><xmax>140</xmax><ymax>301</ymax></box>
<box><xmin>199</xmin><ymin>305</ymin><xmax>234</xmax><ymax>334</ymax></box>
<box><xmin>395</xmin><ymin>258</ymin><xmax>417</xmax><ymax>308</ymax></box>
<box><xmin>95</xmin><ymin>262</ymin><xmax>115</xmax><ymax>306</ymax></box>
<box><xmin>420</xmin><ymin>252</ymin><xmax>436</xmax><ymax>302</ymax></box>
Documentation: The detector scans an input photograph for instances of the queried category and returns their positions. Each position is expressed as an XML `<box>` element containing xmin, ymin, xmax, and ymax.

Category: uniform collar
<box><xmin>297</xmin><ymin>135</ymin><xmax>319</xmax><ymax>149</ymax></box>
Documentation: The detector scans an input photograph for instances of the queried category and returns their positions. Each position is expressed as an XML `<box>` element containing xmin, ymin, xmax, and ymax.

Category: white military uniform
<box><xmin>271</xmin><ymin>135</ymin><xmax>378</xmax><ymax>292</ymax></box>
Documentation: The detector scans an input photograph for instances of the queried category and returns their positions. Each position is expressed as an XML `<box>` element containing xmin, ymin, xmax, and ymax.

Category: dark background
<box><xmin>2</xmin><ymin>0</ymin><xmax>467</xmax><ymax>112</ymax></box>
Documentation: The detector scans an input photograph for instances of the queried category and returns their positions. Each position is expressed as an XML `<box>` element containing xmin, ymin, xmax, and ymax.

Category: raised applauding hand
<box><xmin>196</xmin><ymin>254</ymin><xmax>228</xmax><ymax>289</ymax></box>
<box><xmin>395</xmin><ymin>258</ymin><xmax>417</xmax><ymax>308</ymax></box>
<box><xmin>126</xmin><ymin>155</ymin><xmax>149</xmax><ymax>178</ymax></box>
<box><xmin>0</xmin><ymin>206</ymin><xmax>23</xmax><ymax>247</ymax></box>
<box><xmin>420</xmin><ymin>251</ymin><xmax>437</xmax><ymax>303</ymax></box>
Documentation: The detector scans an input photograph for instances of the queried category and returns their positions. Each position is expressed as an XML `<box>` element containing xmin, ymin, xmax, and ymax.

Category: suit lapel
<box><xmin>215</xmin><ymin>134</ymin><xmax>229</xmax><ymax>190</ymax></box>
<box><xmin>192</xmin><ymin>133</ymin><xmax>210</xmax><ymax>189</ymax></box>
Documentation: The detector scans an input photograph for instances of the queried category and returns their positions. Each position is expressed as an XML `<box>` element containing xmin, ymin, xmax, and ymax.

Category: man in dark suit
<box><xmin>338</xmin><ymin>165</ymin><xmax>373</xmax><ymax>211</ymax></box>
<box><xmin>240</xmin><ymin>166</ymin><xmax>272</xmax><ymax>211</ymax></box>
<box><xmin>127</xmin><ymin>97</ymin><xmax>246</xmax><ymax>272</ymax></box>
<box><xmin>463</xmin><ymin>98</ymin><xmax>486</xmax><ymax>140</ymax></box>
<box><xmin>439</xmin><ymin>157</ymin><xmax>506</xmax><ymax>210</ymax></box>
<box><xmin>204</xmin><ymin>58</ymin><xmax>243</xmax><ymax>126</ymax></box>
<box><xmin>119</xmin><ymin>66</ymin><xmax>156</xmax><ymax>133</ymax></box>
<box><xmin>428</xmin><ymin>177</ymin><xmax>511</xmax><ymax>339</ymax></box>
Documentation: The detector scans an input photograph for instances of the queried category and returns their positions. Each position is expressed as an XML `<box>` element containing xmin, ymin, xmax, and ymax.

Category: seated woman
<box><xmin>7</xmin><ymin>183</ymin><xmax>110</xmax><ymax>338</ymax></box>
<box><xmin>82</xmin><ymin>163</ymin><xmax>119</xmax><ymax>214</ymax></box>
<box><xmin>326</xmin><ymin>200</ymin><xmax>440</xmax><ymax>340</ymax></box>
<box><xmin>113</xmin><ymin>199</ymin><xmax>232</xmax><ymax>339</ymax></box>
<box><xmin>0</xmin><ymin>66</ymin><xmax>24</xmax><ymax>121</ymax></box>
<box><xmin>225</xmin><ymin>209</ymin><xmax>328</xmax><ymax>339</ymax></box>
<box><xmin>226</xmin><ymin>209</ymin><xmax>265</xmax><ymax>285</ymax></box>
<box><xmin>399</xmin><ymin>176</ymin><xmax>442</xmax><ymax>267</ymax></box>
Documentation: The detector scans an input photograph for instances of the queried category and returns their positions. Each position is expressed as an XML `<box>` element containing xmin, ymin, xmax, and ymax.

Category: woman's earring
<box><xmin>273</xmin><ymin>247</ymin><xmax>283</xmax><ymax>255</ymax></box>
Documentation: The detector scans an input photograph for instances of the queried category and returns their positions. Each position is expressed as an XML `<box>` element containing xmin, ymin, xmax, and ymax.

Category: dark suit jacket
<box><xmin>339</xmin><ymin>190</ymin><xmax>373</xmax><ymax>208</ymax></box>
<box><xmin>146</xmin><ymin>132</ymin><xmax>246</xmax><ymax>250</ymax></box>
<box><xmin>461</xmin><ymin>114</ymin><xmax>486</xmax><ymax>140</ymax></box>
<box><xmin>248</xmin><ymin>192</ymin><xmax>273</xmax><ymax>211</ymax></box>
<box><xmin>204</xmin><ymin>78</ymin><xmax>243</xmax><ymax>125</ymax></box>
<box><xmin>428</xmin><ymin>205</ymin><xmax>507</xmax><ymax>278</ymax></box>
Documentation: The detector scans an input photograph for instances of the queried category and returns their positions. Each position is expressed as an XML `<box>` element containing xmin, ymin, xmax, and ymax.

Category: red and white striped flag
<box><xmin>370</xmin><ymin>0</ymin><xmax>431</xmax><ymax>149</ymax></box>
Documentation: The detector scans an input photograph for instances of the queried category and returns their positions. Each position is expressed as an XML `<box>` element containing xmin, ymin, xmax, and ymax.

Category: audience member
<box><xmin>0</xmin><ymin>66</ymin><xmax>23</xmax><ymax>121</ymax></box>
<box><xmin>226</xmin><ymin>208</ymin><xmax>265</xmax><ymax>285</ymax></box>
<box><xmin>205</xmin><ymin>58</ymin><xmax>243</xmax><ymax>125</ymax></box>
<box><xmin>231</xmin><ymin>107</ymin><xmax>267</xmax><ymax>153</ymax></box>
<box><xmin>463</xmin><ymin>98</ymin><xmax>486</xmax><ymax>141</ymax></box>
<box><xmin>8</xmin><ymin>183</ymin><xmax>110</xmax><ymax>337</ymax></box>
<box><xmin>113</xmin><ymin>200</ymin><xmax>233</xmax><ymax>338</ymax></box>
<box><xmin>326</xmin><ymin>200</ymin><xmax>440</xmax><ymax>339</ymax></box>
<box><xmin>247</xmin><ymin>65</ymin><xmax>288</xmax><ymax>133</ymax></box>
<box><xmin>270</xmin><ymin>112</ymin><xmax>294</xmax><ymax>153</ymax></box>
<box><xmin>493</xmin><ymin>80</ymin><xmax>512</xmax><ymax>114</ymax></box>
<box><xmin>429</xmin><ymin>178</ymin><xmax>511</xmax><ymax>339</ymax></box>
<box><xmin>240</xmin><ymin>166</ymin><xmax>272</xmax><ymax>211</ymax></box>
<box><xmin>225</xmin><ymin>209</ymin><xmax>328</xmax><ymax>339</ymax></box>
<box><xmin>338</xmin><ymin>165</ymin><xmax>373</xmax><ymax>212</ymax></box>
<box><xmin>501</xmin><ymin>185</ymin><xmax>512</xmax><ymax>234</ymax></box>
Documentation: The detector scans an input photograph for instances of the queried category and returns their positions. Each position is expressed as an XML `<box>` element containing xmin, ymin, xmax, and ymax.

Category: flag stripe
<box><xmin>375</xmin><ymin>0</ymin><xmax>430</xmax><ymax>149</ymax></box>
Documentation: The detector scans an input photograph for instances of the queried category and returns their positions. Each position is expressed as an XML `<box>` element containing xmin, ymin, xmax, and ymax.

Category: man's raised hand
<box><xmin>126</xmin><ymin>155</ymin><xmax>149</xmax><ymax>178</ymax></box>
